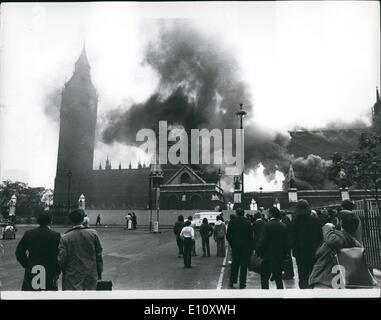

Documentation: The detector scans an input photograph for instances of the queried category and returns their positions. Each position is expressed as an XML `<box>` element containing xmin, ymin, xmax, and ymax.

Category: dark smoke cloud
<box><xmin>102</xmin><ymin>20</ymin><xmax>290</xmax><ymax>172</ymax></box>
<box><xmin>281</xmin><ymin>154</ymin><xmax>336</xmax><ymax>190</ymax></box>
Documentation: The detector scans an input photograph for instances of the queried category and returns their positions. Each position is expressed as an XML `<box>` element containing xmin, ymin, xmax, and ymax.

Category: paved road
<box><xmin>0</xmin><ymin>226</ymin><xmax>230</xmax><ymax>290</ymax></box>
<box><xmin>1</xmin><ymin>226</ymin><xmax>379</xmax><ymax>291</ymax></box>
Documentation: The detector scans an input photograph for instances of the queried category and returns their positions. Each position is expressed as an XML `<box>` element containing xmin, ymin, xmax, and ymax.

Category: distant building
<box><xmin>53</xmin><ymin>48</ymin><xmax>223</xmax><ymax>210</ymax></box>
<box><xmin>288</xmin><ymin>88</ymin><xmax>380</xmax><ymax>159</ymax></box>
<box><xmin>372</xmin><ymin>88</ymin><xmax>381</xmax><ymax>132</ymax></box>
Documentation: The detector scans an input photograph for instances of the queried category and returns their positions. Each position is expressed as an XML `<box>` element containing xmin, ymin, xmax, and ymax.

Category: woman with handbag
<box><xmin>309</xmin><ymin>211</ymin><xmax>376</xmax><ymax>289</ymax></box>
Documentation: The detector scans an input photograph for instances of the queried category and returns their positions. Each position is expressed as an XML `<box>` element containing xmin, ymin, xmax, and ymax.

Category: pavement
<box><xmin>0</xmin><ymin>226</ymin><xmax>379</xmax><ymax>292</ymax></box>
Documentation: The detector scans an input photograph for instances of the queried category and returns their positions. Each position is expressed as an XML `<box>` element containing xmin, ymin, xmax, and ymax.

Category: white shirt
<box><xmin>83</xmin><ymin>216</ymin><xmax>90</xmax><ymax>227</ymax></box>
<box><xmin>180</xmin><ymin>226</ymin><xmax>195</xmax><ymax>239</ymax></box>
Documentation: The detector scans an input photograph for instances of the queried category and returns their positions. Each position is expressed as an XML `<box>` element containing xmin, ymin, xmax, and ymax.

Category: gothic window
<box><xmin>180</xmin><ymin>172</ymin><xmax>191</xmax><ymax>184</ymax></box>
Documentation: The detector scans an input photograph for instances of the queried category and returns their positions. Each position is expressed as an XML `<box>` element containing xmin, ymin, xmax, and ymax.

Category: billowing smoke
<box><xmin>281</xmin><ymin>154</ymin><xmax>336</xmax><ymax>190</ymax></box>
<box><xmin>101</xmin><ymin>21</ymin><xmax>291</xmax><ymax>173</ymax></box>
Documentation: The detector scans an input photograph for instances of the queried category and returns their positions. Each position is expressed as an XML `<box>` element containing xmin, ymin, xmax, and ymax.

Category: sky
<box><xmin>0</xmin><ymin>1</ymin><xmax>379</xmax><ymax>190</ymax></box>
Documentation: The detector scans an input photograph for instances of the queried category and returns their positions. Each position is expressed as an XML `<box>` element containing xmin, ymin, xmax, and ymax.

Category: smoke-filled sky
<box><xmin>0</xmin><ymin>1</ymin><xmax>379</xmax><ymax>189</ymax></box>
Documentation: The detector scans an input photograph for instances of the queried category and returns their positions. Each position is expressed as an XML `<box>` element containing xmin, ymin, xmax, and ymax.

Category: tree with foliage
<box><xmin>328</xmin><ymin>132</ymin><xmax>381</xmax><ymax>211</ymax></box>
<box><xmin>0</xmin><ymin>181</ymin><xmax>48</xmax><ymax>219</ymax></box>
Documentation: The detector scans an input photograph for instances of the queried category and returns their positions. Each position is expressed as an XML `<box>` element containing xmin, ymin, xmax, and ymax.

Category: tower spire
<box><xmin>288</xmin><ymin>163</ymin><xmax>296</xmax><ymax>189</ymax></box>
<box><xmin>105</xmin><ymin>155</ymin><xmax>111</xmax><ymax>170</ymax></box>
<box><xmin>377</xmin><ymin>87</ymin><xmax>380</xmax><ymax>102</ymax></box>
<box><xmin>74</xmin><ymin>44</ymin><xmax>90</xmax><ymax>72</ymax></box>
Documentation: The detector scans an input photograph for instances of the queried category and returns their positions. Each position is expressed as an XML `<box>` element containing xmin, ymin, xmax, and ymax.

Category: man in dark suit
<box><xmin>226</xmin><ymin>208</ymin><xmax>253</xmax><ymax>289</ymax></box>
<box><xmin>252</xmin><ymin>211</ymin><xmax>266</xmax><ymax>250</ymax></box>
<box><xmin>257</xmin><ymin>207</ymin><xmax>288</xmax><ymax>289</ymax></box>
<box><xmin>15</xmin><ymin>211</ymin><xmax>61</xmax><ymax>291</ymax></box>
<box><xmin>290</xmin><ymin>199</ymin><xmax>323</xmax><ymax>289</ymax></box>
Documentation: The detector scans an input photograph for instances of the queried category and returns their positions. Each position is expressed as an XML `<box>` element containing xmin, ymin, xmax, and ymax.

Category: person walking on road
<box><xmin>174</xmin><ymin>215</ymin><xmax>185</xmax><ymax>258</ymax></box>
<box><xmin>252</xmin><ymin>211</ymin><xmax>266</xmax><ymax>251</ymax></box>
<box><xmin>132</xmin><ymin>212</ymin><xmax>137</xmax><ymax>229</ymax></box>
<box><xmin>125</xmin><ymin>213</ymin><xmax>132</xmax><ymax>230</ymax></box>
<box><xmin>96</xmin><ymin>214</ymin><xmax>101</xmax><ymax>226</ymax></box>
<box><xmin>290</xmin><ymin>199</ymin><xmax>323</xmax><ymax>289</ymax></box>
<box><xmin>180</xmin><ymin>220</ymin><xmax>195</xmax><ymax>268</ymax></box>
<box><xmin>15</xmin><ymin>211</ymin><xmax>61</xmax><ymax>291</ymax></box>
<box><xmin>214</xmin><ymin>215</ymin><xmax>227</xmax><ymax>257</ymax></box>
<box><xmin>58</xmin><ymin>209</ymin><xmax>103</xmax><ymax>290</ymax></box>
<box><xmin>280</xmin><ymin>211</ymin><xmax>294</xmax><ymax>280</ymax></box>
<box><xmin>257</xmin><ymin>207</ymin><xmax>288</xmax><ymax>289</ymax></box>
<box><xmin>200</xmin><ymin>218</ymin><xmax>214</xmax><ymax>257</ymax></box>
<box><xmin>226</xmin><ymin>208</ymin><xmax>253</xmax><ymax>289</ymax></box>
<box><xmin>187</xmin><ymin>216</ymin><xmax>197</xmax><ymax>256</ymax></box>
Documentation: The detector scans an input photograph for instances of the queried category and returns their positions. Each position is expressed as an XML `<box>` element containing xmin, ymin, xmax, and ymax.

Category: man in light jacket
<box><xmin>58</xmin><ymin>209</ymin><xmax>103</xmax><ymax>290</ymax></box>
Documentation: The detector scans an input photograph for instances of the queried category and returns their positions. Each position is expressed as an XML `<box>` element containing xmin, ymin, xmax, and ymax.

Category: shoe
<box><xmin>239</xmin><ymin>284</ymin><xmax>247</xmax><ymax>289</ymax></box>
<box><xmin>178</xmin><ymin>255</ymin><xmax>182</xmax><ymax>258</ymax></box>
<box><xmin>228</xmin><ymin>283</ymin><xmax>235</xmax><ymax>289</ymax></box>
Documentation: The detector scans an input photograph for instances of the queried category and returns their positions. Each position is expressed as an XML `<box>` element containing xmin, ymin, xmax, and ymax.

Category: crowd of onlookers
<box><xmin>174</xmin><ymin>199</ymin><xmax>372</xmax><ymax>290</ymax></box>
<box><xmin>12</xmin><ymin>198</ymin><xmax>371</xmax><ymax>290</ymax></box>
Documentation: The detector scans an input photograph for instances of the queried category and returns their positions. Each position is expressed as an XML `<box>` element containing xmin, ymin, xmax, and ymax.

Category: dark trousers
<box><xmin>216</xmin><ymin>238</ymin><xmax>225</xmax><ymax>257</ymax></box>
<box><xmin>261</xmin><ymin>259</ymin><xmax>284</xmax><ymax>289</ymax></box>
<box><xmin>192</xmin><ymin>239</ymin><xmax>196</xmax><ymax>256</ymax></box>
<box><xmin>201</xmin><ymin>237</ymin><xmax>210</xmax><ymax>256</ymax></box>
<box><xmin>230</xmin><ymin>246</ymin><xmax>250</xmax><ymax>287</ymax></box>
<box><xmin>176</xmin><ymin>235</ymin><xmax>183</xmax><ymax>255</ymax></box>
<box><xmin>283</xmin><ymin>251</ymin><xmax>294</xmax><ymax>279</ymax></box>
<box><xmin>296</xmin><ymin>257</ymin><xmax>315</xmax><ymax>289</ymax></box>
<box><xmin>96</xmin><ymin>220</ymin><xmax>101</xmax><ymax>225</ymax></box>
<box><xmin>183</xmin><ymin>238</ymin><xmax>193</xmax><ymax>267</ymax></box>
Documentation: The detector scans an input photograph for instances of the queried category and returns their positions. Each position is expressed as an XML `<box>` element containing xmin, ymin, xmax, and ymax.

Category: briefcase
<box><xmin>96</xmin><ymin>280</ymin><xmax>113</xmax><ymax>291</ymax></box>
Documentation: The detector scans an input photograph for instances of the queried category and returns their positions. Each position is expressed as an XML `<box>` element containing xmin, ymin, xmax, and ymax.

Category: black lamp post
<box><xmin>235</xmin><ymin>103</ymin><xmax>247</xmax><ymax>208</ymax></box>
<box><xmin>148</xmin><ymin>172</ymin><xmax>153</xmax><ymax>232</ymax></box>
<box><xmin>67</xmin><ymin>169</ymin><xmax>72</xmax><ymax>214</ymax></box>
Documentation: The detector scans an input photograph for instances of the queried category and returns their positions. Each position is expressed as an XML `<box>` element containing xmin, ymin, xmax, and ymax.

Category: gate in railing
<box><xmin>353</xmin><ymin>199</ymin><xmax>381</xmax><ymax>270</ymax></box>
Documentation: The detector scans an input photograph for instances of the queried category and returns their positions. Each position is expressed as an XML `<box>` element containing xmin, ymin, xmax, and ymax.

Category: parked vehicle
<box><xmin>192</xmin><ymin>212</ymin><xmax>220</xmax><ymax>228</ymax></box>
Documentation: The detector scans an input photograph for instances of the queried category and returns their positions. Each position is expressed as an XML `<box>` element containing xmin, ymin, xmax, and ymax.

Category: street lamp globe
<box><xmin>235</xmin><ymin>103</ymin><xmax>247</xmax><ymax>121</ymax></box>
